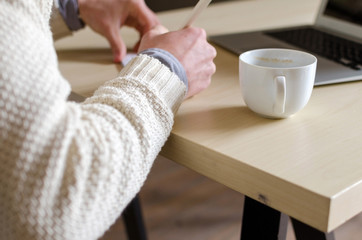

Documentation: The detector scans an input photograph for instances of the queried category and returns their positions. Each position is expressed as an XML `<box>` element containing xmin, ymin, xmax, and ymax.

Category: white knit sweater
<box><xmin>0</xmin><ymin>0</ymin><xmax>186</xmax><ymax>239</ymax></box>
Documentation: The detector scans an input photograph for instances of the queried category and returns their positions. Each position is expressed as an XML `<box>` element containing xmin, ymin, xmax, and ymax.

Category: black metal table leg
<box><xmin>240</xmin><ymin>196</ymin><xmax>288</xmax><ymax>240</ymax></box>
<box><xmin>291</xmin><ymin>218</ymin><xmax>336</xmax><ymax>240</ymax></box>
<box><xmin>122</xmin><ymin>195</ymin><xmax>147</xmax><ymax>240</ymax></box>
<box><xmin>240</xmin><ymin>196</ymin><xmax>336</xmax><ymax>240</ymax></box>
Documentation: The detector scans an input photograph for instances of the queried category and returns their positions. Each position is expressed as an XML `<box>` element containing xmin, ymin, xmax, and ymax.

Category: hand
<box><xmin>78</xmin><ymin>0</ymin><xmax>159</xmax><ymax>62</ymax></box>
<box><xmin>138</xmin><ymin>25</ymin><xmax>217</xmax><ymax>98</ymax></box>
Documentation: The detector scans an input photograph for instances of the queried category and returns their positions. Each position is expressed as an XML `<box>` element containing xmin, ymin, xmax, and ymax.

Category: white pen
<box><xmin>182</xmin><ymin>0</ymin><xmax>213</xmax><ymax>28</ymax></box>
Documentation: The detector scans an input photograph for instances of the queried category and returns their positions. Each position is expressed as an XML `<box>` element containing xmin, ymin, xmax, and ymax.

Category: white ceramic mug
<box><xmin>239</xmin><ymin>48</ymin><xmax>317</xmax><ymax>118</ymax></box>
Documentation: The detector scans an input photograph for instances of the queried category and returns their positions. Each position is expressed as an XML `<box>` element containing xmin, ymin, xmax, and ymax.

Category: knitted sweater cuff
<box><xmin>119</xmin><ymin>54</ymin><xmax>187</xmax><ymax>114</ymax></box>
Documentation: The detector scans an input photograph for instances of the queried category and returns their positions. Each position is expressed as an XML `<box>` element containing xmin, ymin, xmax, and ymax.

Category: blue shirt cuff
<box><xmin>58</xmin><ymin>0</ymin><xmax>85</xmax><ymax>31</ymax></box>
<box><xmin>139</xmin><ymin>48</ymin><xmax>188</xmax><ymax>92</ymax></box>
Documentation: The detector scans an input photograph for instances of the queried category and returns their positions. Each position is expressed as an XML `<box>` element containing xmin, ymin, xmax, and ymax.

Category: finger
<box><xmin>148</xmin><ymin>24</ymin><xmax>169</xmax><ymax>36</ymax></box>
<box><xmin>132</xmin><ymin>1</ymin><xmax>160</xmax><ymax>34</ymax></box>
<box><xmin>105</xmin><ymin>26</ymin><xmax>127</xmax><ymax>63</ymax></box>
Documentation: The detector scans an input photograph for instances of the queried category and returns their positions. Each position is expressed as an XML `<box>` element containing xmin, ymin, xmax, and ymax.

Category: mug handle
<box><xmin>273</xmin><ymin>76</ymin><xmax>286</xmax><ymax>114</ymax></box>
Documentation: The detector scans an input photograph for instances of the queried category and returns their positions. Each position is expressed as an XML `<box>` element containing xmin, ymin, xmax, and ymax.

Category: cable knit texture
<box><xmin>0</xmin><ymin>0</ymin><xmax>186</xmax><ymax>239</ymax></box>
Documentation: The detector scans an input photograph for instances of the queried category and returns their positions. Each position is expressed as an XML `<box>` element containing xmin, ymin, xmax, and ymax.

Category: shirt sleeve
<box><xmin>50</xmin><ymin>0</ymin><xmax>72</xmax><ymax>40</ymax></box>
<box><xmin>58</xmin><ymin>0</ymin><xmax>85</xmax><ymax>31</ymax></box>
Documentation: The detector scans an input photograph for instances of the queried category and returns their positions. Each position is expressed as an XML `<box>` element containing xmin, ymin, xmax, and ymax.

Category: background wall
<box><xmin>145</xmin><ymin>0</ymin><xmax>235</xmax><ymax>12</ymax></box>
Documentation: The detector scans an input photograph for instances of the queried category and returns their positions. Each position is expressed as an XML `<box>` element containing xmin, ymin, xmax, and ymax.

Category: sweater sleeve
<box><xmin>139</xmin><ymin>48</ymin><xmax>188</xmax><ymax>91</ymax></box>
<box><xmin>0</xmin><ymin>1</ymin><xmax>186</xmax><ymax>240</ymax></box>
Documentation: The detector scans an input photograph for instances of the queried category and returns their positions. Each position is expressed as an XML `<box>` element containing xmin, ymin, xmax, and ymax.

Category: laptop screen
<box><xmin>324</xmin><ymin>0</ymin><xmax>362</xmax><ymax>26</ymax></box>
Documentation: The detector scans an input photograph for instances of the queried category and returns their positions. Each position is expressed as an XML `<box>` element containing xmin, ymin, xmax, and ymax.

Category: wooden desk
<box><xmin>56</xmin><ymin>0</ymin><xmax>362</xmax><ymax>239</ymax></box>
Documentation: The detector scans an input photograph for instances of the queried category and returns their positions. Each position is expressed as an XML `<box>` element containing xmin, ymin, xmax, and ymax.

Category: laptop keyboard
<box><xmin>266</xmin><ymin>27</ymin><xmax>362</xmax><ymax>70</ymax></box>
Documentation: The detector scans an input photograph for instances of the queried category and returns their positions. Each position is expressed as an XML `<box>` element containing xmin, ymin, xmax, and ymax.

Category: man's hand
<box><xmin>138</xmin><ymin>25</ymin><xmax>217</xmax><ymax>98</ymax></box>
<box><xmin>78</xmin><ymin>0</ymin><xmax>159</xmax><ymax>62</ymax></box>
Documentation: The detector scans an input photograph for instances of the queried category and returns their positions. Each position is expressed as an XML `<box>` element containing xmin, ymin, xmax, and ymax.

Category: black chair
<box><xmin>122</xmin><ymin>195</ymin><xmax>147</xmax><ymax>240</ymax></box>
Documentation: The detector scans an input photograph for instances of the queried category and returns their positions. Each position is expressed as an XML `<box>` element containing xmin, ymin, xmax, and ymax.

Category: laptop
<box><xmin>209</xmin><ymin>0</ymin><xmax>362</xmax><ymax>86</ymax></box>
